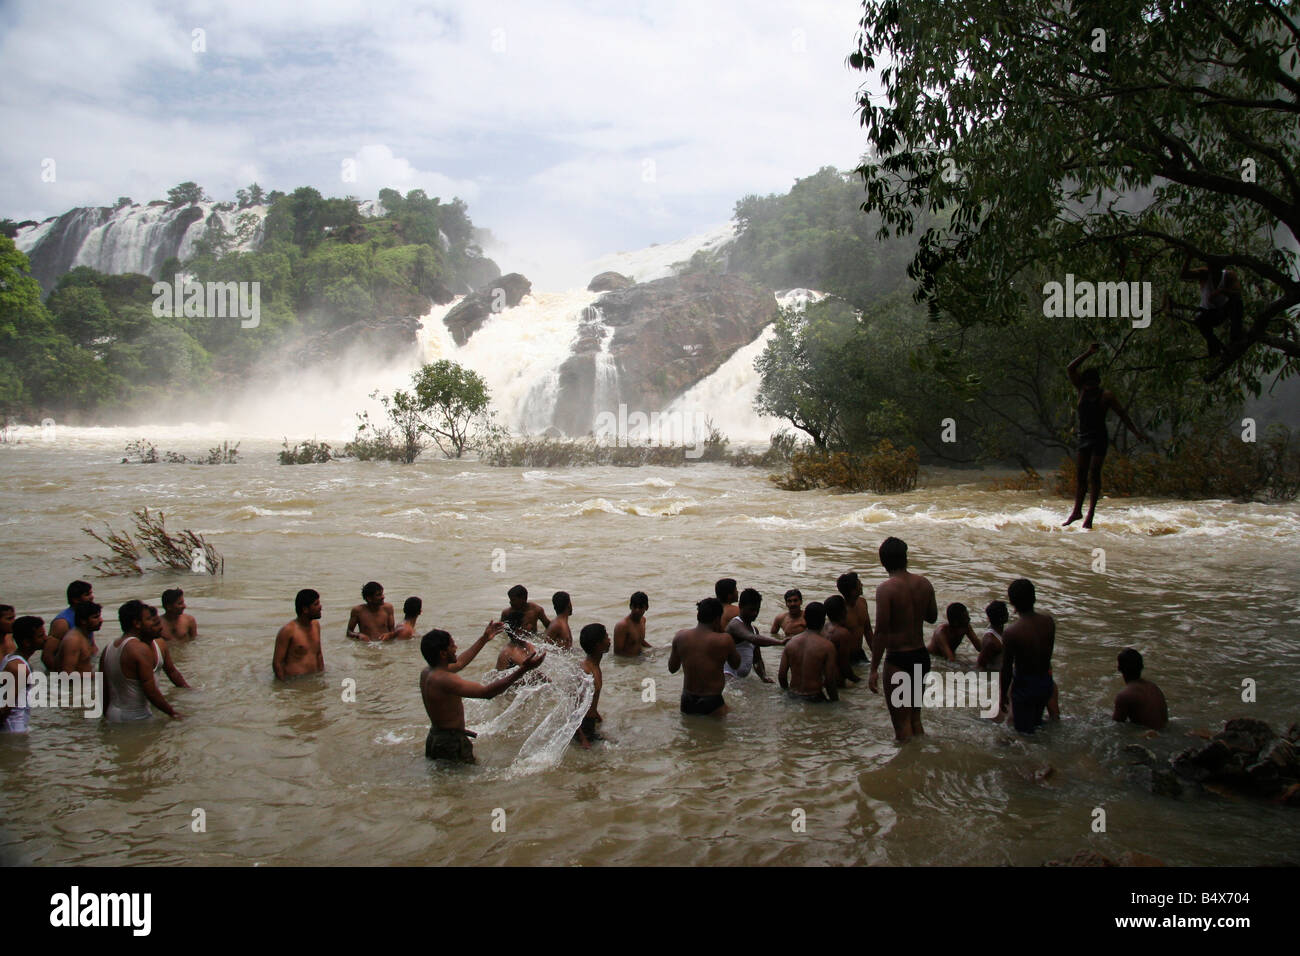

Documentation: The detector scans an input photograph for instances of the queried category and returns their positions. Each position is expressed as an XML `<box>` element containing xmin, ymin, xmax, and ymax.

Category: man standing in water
<box><xmin>347</xmin><ymin>581</ymin><xmax>396</xmax><ymax>642</ymax></box>
<box><xmin>273</xmin><ymin>589</ymin><xmax>324</xmax><ymax>680</ymax></box>
<box><xmin>56</xmin><ymin>602</ymin><xmax>102</xmax><ymax>675</ymax></box>
<box><xmin>44</xmin><ymin>580</ymin><xmax>94</xmax><ymax>670</ymax></box>
<box><xmin>1</xmin><ymin>617</ymin><xmax>45</xmax><ymax>733</ymax></box>
<box><xmin>716</xmin><ymin>579</ymin><xmax>740</xmax><ymax>629</ymax></box>
<box><xmin>770</xmin><ymin>589</ymin><xmax>806</xmax><ymax>639</ymax></box>
<box><xmin>869</xmin><ymin>537</ymin><xmax>938</xmax><ymax>741</ymax></box>
<box><xmin>421</xmin><ymin>624</ymin><xmax>544</xmax><ymax>763</ymax></box>
<box><xmin>1063</xmin><ymin>343</ymin><xmax>1150</xmax><ymax>528</ymax></box>
<box><xmin>779</xmin><ymin>602</ymin><xmax>838</xmax><ymax>702</ymax></box>
<box><xmin>999</xmin><ymin>579</ymin><xmax>1056</xmax><ymax>734</ymax></box>
<box><xmin>159</xmin><ymin>589</ymin><xmax>198</xmax><ymax>641</ymax></box>
<box><xmin>669</xmin><ymin>598</ymin><xmax>740</xmax><ymax>717</ymax></box>
<box><xmin>502</xmin><ymin>585</ymin><xmax>551</xmax><ymax>634</ymax></box>
<box><xmin>613</xmin><ymin>591</ymin><xmax>652</xmax><ymax>657</ymax></box>
<box><xmin>545</xmin><ymin>591</ymin><xmax>574</xmax><ymax>649</ymax></box>
<box><xmin>1112</xmin><ymin>648</ymin><xmax>1168</xmax><ymax>730</ymax></box>
<box><xmin>390</xmin><ymin>597</ymin><xmax>422</xmax><ymax>641</ymax></box>
<box><xmin>821</xmin><ymin>595</ymin><xmax>860</xmax><ymax>685</ymax></box>
<box><xmin>100</xmin><ymin>601</ymin><xmax>182</xmax><ymax>721</ymax></box>
<box><xmin>573</xmin><ymin>623</ymin><xmax>610</xmax><ymax>748</ymax></box>
<box><xmin>724</xmin><ymin>589</ymin><xmax>784</xmax><ymax>682</ymax></box>
<box><xmin>837</xmin><ymin>572</ymin><xmax>874</xmax><ymax>663</ymax></box>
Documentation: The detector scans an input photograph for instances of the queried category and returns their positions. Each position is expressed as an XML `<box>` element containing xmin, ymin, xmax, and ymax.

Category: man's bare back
<box><xmin>870</xmin><ymin>543</ymin><xmax>938</xmax><ymax>742</ymax></box>
<box><xmin>779</xmin><ymin>632</ymin><xmax>838</xmax><ymax>700</ymax></box>
<box><xmin>668</xmin><ymin>605</ymin><xmax>739</xmax><ymax>716</ymax></box>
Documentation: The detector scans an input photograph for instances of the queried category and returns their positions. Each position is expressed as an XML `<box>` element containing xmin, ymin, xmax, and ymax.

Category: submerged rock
<box><xmin>441</xmin><ymin>273</ymin><xmax>532</xmax><ymax>346</ymax></box>
<box><xmin>1044</xmin><ymin>850</ymin><xmax>1165</xmax><ymax>867</ymax></box>
<box><xmin>587</xmin><ymin>271</ymin><xmax>634</xmax><ymax>292</ymax></box>
<box><xmin>1169</xmin><ymin>717</ymin><xmax>1300</xmax><ymax>800</ymax></box>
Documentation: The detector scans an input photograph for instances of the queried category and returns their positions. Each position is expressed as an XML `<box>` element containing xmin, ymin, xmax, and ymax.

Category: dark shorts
<box><xmin>573</xmin><ymin>715</ymin><xmax>601</xmax><ymax>743</ymax></box>
<box><xmin>885</xmin><ymin>646</ymin><xmax>931</xmax><ymax>675</ymax></box>
<box><xmin>1011</xmin><ymin>673</ymin><xmax>1055</xmax><ymax>734</ymax></box>
<box><xmin>1078</xmin><ymin>435</ymin><xmax>1108</xmax><ymax>456</ymax></box>
<box><xmin>680</xmin><ymin>691</ymin><xmax>725</xmax><ymax>715</ymax></box>
<box><xmin>788</xmin><ymin>689</ymin><xmax>829</xmax><ymax>703</ymax></box>
<box><xmin>426</xmin><ymin>727</ymin><xmax>477</xmax><ymax>763</ymax></box>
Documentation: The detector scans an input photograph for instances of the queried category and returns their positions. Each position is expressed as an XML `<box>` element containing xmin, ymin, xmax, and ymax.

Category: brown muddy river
<box><xmin>2</xmin><ymin>431</ymin><xmax>1298</xmax><ymax>866</ymax></box>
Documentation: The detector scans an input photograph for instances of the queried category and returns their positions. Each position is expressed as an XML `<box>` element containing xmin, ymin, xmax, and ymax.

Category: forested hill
<box><xmin>0</xmin><ymin>185</ymin><xmax>501</xmax><ymax>419</ymax></box>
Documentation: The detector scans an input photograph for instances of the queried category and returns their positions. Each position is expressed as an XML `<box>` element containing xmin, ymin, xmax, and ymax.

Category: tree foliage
<box><xmin>849</xmin><ymin>0</ymin><xmax>1300</xmax><ymax>394</ymax></box>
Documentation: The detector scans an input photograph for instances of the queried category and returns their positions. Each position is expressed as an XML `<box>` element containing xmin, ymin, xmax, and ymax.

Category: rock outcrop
<box><xmin>1169</xmin><ymin>717</ymin><xmax>1300</xmax><ymax>800</ymax></box>
<box><xmin>587</xmin><ymin>271</ymin><xmax>634</xmax><ymax>292</ymax></box>
<box><xmin>293</xmin><ymin>314</ymin><xmax>423</xmax><ymax>365</ymax></box>
<box><xmin>441</xmin><ymin>273</ymin><xmax>532</xmax><ymax>346</ymax></box>
<box><xmin>550</xmin><ymin>273</ymin><xmax>776</xmax><ymax>436</ymax></box>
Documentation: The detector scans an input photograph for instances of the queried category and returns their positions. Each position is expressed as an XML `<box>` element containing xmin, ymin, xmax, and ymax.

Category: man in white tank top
<box><xmin>1</xmin><ymin>616</ymin><xmax>47</xmax><ymax>733</ymax></box>
<box><xmin>100</xmin><ymin>601</ymin><xmax>183</xmax><ymax>722</ymax></box>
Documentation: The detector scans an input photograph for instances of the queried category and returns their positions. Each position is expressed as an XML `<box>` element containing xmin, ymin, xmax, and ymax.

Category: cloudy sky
<box><xmin>0</xmin><ymin>0</ymin><xmax>872</xmax><ymax>284</ymax></box>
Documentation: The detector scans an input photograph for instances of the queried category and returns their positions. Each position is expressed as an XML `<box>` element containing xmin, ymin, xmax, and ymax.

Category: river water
<box><xmin>1</xmin><ymin>430</ymin><xmax>1298</xmax><ymax>866</ymax></box>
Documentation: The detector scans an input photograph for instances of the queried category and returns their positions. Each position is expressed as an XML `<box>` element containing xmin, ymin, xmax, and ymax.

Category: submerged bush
<box><xmin>773</xmin><ymin>439</ymin><xmax>919</xmax><ymax>493</ymax></box>
<box><xmin>279</xmin><ymin>438</ymin><xmax>335</xmax><ymax>465</ymax></box>
<box><xmin>1052</xmin><ymin>424</ymin><xmax>1299</xmax><ymax>501</ymax></box>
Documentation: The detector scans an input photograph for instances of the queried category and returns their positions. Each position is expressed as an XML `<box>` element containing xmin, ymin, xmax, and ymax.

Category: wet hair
<box><xmin>1117</xmin><ymin>648</ymin><xmax>1144</xmax><ymax>681</ymax></box>
<box><xmin>696</xmin><ymin>597</ymin><xmax>723</xmax><ymax>624</ymax></box>
<box><xmin>629</xmin><ymin>591</ymin><xmax>648</xmax><ymax>609</ymax></box>
<box><xmin>295</xmin><ymin>589</ymin><xmax>320</xmax><ymax>615</ymax></box>
<box><xmin>714</xmin><ymin>578</ymin><xmax>738</xmax><ymax>602</ymax></box>
<box><xmin>738</xmin><ymin>588</ymin><xmax>762</xmax><ymax>609</ymax></box>
<box><xmin>161</xmin><ymin>588</ymin><xmax>183</xmax><ymax>609</ymax></box>
<box><xmin>784</xmin><ymin>588</ymin><xmax>802</xmax><ymax>602</ymax></box>
<box><xmin>552</xmin><ymin>591</ymin><xmax>571</xmax><ymax>615</ymax></box>
<box><xmin>12</xmin><ymin>616</ymin><xmax>44</xmax><ymax>649</ymax></box>
<box><xmin>67</xmin><ymin>580</ymin><xmax>92</xmax><ymax>604</ymax></box>
<box><xmin>403</xmin><ymin>596</ymin><xmax>422</xmax><ymax>619</ymax></box>
<box><xmin>823</xmin><ymin>594</ymin><xmax>847</xmax><ymax>624</ymax></box>
<box><xmin>579</xmin><ymin>622</ymin><xmax>608</xmax><ymax>656</ymax></box>
<box><xmin>1081</xmin><ymin>368</ymin><xmax>1101</xmax><ymax>387</ymax></box>
<box><xmin>835</xmin><ymin>572</ymin><xmax>859</xmax><ymax>597</ymax></box>
<box><xmin>362</xmin><ymin>581</ymin><xmax>383</xmax><ymax>600</ymax></box>
<box><xmin>74</xmin><ymin>601</ymin><xmax>101</xmax><ymax>626</ymax></box>
<box><xmin>508</xmin><ymin>585</ymin><xmax>527</xmax><ymax>602</ymax></box>
<box><xmin>420</xmin><ymin>629</ymin><xmax>452</xmax><ymax>666</ymax></box>
<box><xmin>1007</xmin><ymin>578</ymin><xmax>1036</xmax><ymax>613</ymax></box>
<box><xmin>0</xmin><ymin>605</ymin><xmax>13</xmax><ymax>617</ymax></box>
<box><xmin>118</xmin><ymin>600</ymin><xmax>148</xmax><ymax>632</ymax></box>
<box><xmin>879</xmin><ymin>537</ymin><xmax>908</xmax><ymax>572</ymax></box>
<box><xmin>803</xmin><ymin>602</ymin><xmax>827</xmax><ymax>632</ymax></box>
<box><xmin>985</xmin><ymin>600</ymin><xmax>1009</xmax><ymax>630</ymax></box>
<box><xmin>946</xmin><ymin>602</ymin><xmax>970</xmax><ymax>627</ymax></box>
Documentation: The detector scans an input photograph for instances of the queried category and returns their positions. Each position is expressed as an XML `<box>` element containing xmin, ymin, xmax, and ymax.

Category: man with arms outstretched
<box><xmin>421</xmin><ymin>623</ymin><xmax>545</xmax><ymax>763</ymax></box>
<box><xmin>869</xmin><ymin>537</ymin><xmax>938</xmax><ymax>741</ymax></box>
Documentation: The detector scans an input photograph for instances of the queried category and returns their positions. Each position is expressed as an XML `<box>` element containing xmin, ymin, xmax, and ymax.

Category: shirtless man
<box><xmin>502</xmin><ymin>585</ymin><xmax>550</xmax><ymax>634</ymax></box>
<box><xmin>495</xmin><ymin>610</ymin><xmax>538</xmax><ymax>671</ymax></box>
<box><xmin>273</xmin><ymin>589</ymin><xmax>325</xmax><ymax>680</ymax></box>
<box><xmin>927</xmin><ymin>602</ymin><xmax>980</xmax><ymax>662</ymax></box>
<box><xmin>159</xmin><ymin>589</ymin><xmax>198</xmax><ymax>642</ymax></box>
<box><xmin>0</xmin><ymin>606</ymin><xmax>14</xmax><ymax>642</ymax></box>
<box><xmin>100</xmin><ymin>601</ymin><xmax>182</xmax><ymax>721</ymax></box>
<box><xmin>347</xmin><ymin>581</ymin><xmax>395</xmax><ymax>642</ymax></box>
<box><xmin>56</xmin><ymin>601</ymin><xmax>103</xmax><ymax>675</ymax></box>
<box><xmin>44</xmin><ymin>580</ymin><xmax>94</xmax><ymax>670</ymax></box>
<box><xmin>545</xmin><ymin>591</ymin><xmax>573</xmax><ymax>649</ymax></box>
<box><xmin>779</xmin><ymin>602</ymin><xmax>839</xmax><ymax>702</ymax></box>
<box><xmin>836</xmin><ymin>572</ymin><xmax>874</xmax><ymax>663</ymax></box>
<box><xmin>390</xmin><ymin>597</ymin><xmax>422</xmax><ymax>641</ymax></box>
<box><xmin>716</xmin><ymin>579</ymin><xmax>740</xmax><ymax>629</ymax></box>
<box><xmin>976</xmin><ymin>600</ymin><xmax>1009</xmax><ymax>672</ymax></box>
<box><xmin>999</xmin><ymin>579</ymin><xmax>1056</xmax><ymax>734</ymax></box>
<box><xmin>421</xmin><ymin>624</ymin><xmax>544</xmax><ymax>763</ymax></box>
<box><xmin>1112</xmin><ymin>648</ymin><xmax>1168</xmax><ymax>731</ymax></box>
<box><xmin>724</xmin><ymin>589</ymin><xmax>786</xmax><ymax>683</ymax></box>
<box><xmin>669</xmin><ymin>598</ymin><xmax>740</xmax><ymax>717</ymax></box>
<box><xmin>821</xmin><ymin>595</ymin><xmax>860</xmax><ymax>685</ymax></box>
<box><xmin>869</xmin><ymin>537</ymin><xmax>938</xmax><ymax>742</ymax></box>
<box><xmin>770</xmin><ymin>589</ymin><xmax>806</xmax><ymax>639</ymax></box>
<box><xmin>573</xmin><ymin>623</ymin><xmax>610</xmax><ymax>748</ymax></box>
<box><xmin>613</xmin><ymin>591</ymin><xmax>651</xmax><ymax>657</ymax></box>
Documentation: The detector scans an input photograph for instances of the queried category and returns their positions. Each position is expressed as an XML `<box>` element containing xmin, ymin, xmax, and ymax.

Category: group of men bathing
<box><xmin>1</xmin><ymin>545</ymin><xmax>1168</xmax><ymax>760</ymax></box>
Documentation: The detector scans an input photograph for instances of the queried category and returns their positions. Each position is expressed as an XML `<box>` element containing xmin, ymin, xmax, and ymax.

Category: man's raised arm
<box><xmin>451</xmin><ymin>621</ymin><xmax>504</xmax><ymax>672</ymax></box>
